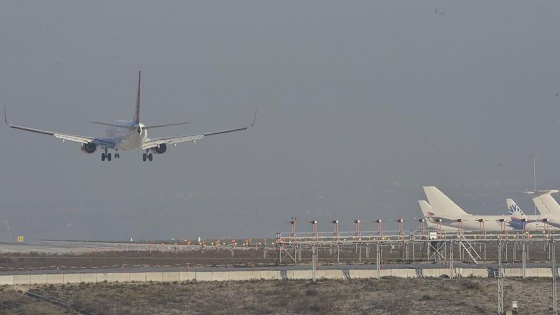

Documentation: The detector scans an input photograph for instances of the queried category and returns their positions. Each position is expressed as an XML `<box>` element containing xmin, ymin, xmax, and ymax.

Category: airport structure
<box><xmin>274</xmin><ymin>218</ymin><xmax>557</xmax><ymax>268</ymax></box>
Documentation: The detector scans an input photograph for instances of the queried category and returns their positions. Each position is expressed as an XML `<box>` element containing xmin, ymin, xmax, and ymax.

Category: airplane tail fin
<box><xmin>506</xmin><ymin>198</ymin><xmax>527</xmax><ymax>218</ymax></box>
<box><xmin>134</xmin><ymin>71</ymin><xmax>141</xmax><ymax>124</ymax></box>
<box><xmin>423</xmin><ymin>186</ymin><xmax>469</xmax><ymax>217</ymax></box>
<box><xmin>528</xmin><ymin>190</ymin><xmax>560</xmax><ymax>216</ymax></box>
<box><xmin>419</xmin><ymin>200</ymin><xmax>434</xmax><ymax>217</ymax></box>
<box><xmin>418</xmin><ymin>200</ymin><xmax>437</xmax><ymax>227</ymax></box>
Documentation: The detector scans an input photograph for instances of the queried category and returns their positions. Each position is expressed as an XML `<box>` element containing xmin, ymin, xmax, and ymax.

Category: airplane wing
<box><xmin>141</xmin><ymin>111</ymin><xmax>256</xmax><ymax>150</ymax></box>
<box><xmin>9</xmin><ymin>123</ymin><xmax>116</xmax><ymax>148</ymax></box>
<box><xmin>5</xmin><ymin>108</ymin><xmax>116</xmax><ymax>148</ymax></box>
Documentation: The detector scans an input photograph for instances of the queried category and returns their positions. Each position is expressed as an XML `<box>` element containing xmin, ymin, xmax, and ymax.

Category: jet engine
<box><xmin>81</xmin><ymin>142</ymin><xmax>97</xmax><ymax>154</ymax></box>
<box><xmin>150</xmin><ymin>143</ymin><xmax>167</xmax><ymax>154</ymax></box>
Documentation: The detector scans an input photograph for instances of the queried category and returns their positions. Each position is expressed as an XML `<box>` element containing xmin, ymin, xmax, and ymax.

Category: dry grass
<box><xmin>8</xmin><ymin>277</ymin><xmax>552</xmax><ymax>314</ymax></box>
<box><xmin>0</xmin><ymin>287</ymin><xmax>73</xmax><ymax>314</ymax></box>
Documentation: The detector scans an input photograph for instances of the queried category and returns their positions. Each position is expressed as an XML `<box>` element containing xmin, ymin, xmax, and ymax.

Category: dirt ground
<box><xmin>0</xmin><ymin>277</ymin><xmax>555</xmax><ymax>314</ymax></box>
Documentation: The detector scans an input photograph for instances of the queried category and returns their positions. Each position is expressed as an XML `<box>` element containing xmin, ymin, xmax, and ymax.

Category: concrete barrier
<box><xmin>195</xmin><ymin>272</ymin><xmax>215</xmax><ymax>281</ymax></box>
<box><xmin>379</xmin><ymin>269</ymin><xmax>392</xmax><ymax>278</ymax></box>
<box><xmin>162</xmin><ymin>272</ymin><xmax>180</xmax><ymax>282</ymax></box>
<box><xmin>288</xmin><ymin>270</ymin><xmax>311</xmax><ymax>280</ymax></box>
<box><xmin>13</xmin><ymin>275</ymin><xmax>30</xmax><ymax>285</ymax></box>
<box><xmin>63</xmin><ymin>274</ymin><xmax>81</xmax><ymax>284</ymax></box>
<box><xmin>80</xmin><ymin>273</ymin><xmax>97</xmax><ymax>283</ymax></box>
<box><xmin>46</xmin><ymin>274</ymin><xmax>63</xmax><ymax>284</ymax></box>
<box><xmin>457</xmin><ymin>268</ymin><xmax>487</xmax><ymax>278</ymax></box>
<box><xmin>259</xmin><ymin>270</ymin><xmax>280</xmax><ymax>280</ymax></box>
<box><xmin>96</xmin><ymin>273</ymin><xmax>113</xmax><ymax>283</ymax></box>
<box><xmin>129</xmin><ymin>273</ymin><xmax>146</xmax><ymax>282</ymax></box>
<box><xmin>227</xmin><ymin>271</ymin><xmax>250</xmax><ymax>281</ymax></box>
<box><xmin>313</xmin><ymin>270</ymin><xmax>328</xmax><ymax>279</ymax></box>
<box><xmin>422</xmin><ymin>269</ymin><xmax>452</xmax><ymax>278</ymax></box>
<box><xmin>392</xmin><ymin>269</ymin><xmax>417</xmax><ymax>278</ymax></box>
<box><xmin>146</xmin><ymin>272</ymin><xmax>163</xmax><ymax>282</ymax></box>
<box><xmin>502</xmin><ymin>268</ymin><xmax>516</xmax><ymax>277</ymax></box>
<box><xmin>113</xmin><ymin>273</ymin><xmax>131</xmax><ymax>282</ymax></box>
<box><xmin>0</xmin><ymin>275</ymin><xmax>13</xmax><ymax>285</ymax></box>
<box><xmin>179</xmin><ymin>272</ymin><xmax>196</xmax><ymax>282</ymax></box>
<box><xmin>324</xmin><ymin>270</ymin><xmax>344</xmax><ymax>279</ymax></box>
<box><xmin>4</xmin><ymin>267</ymin><xmax>560</xmax><ymax>286</ymax></box>
<box><xmin>349</xmin><ymin>270</ymin><xmax>373</xmax><ymax>279</ymax></box>
<box><xmin>537</xmin><ymin>268</ymin><xmax>552</xmax><ymax>277</ymax></box>
<box><xmin>29</xmin><ymin>274</ymin><xmax>47</xmax><ymax>284</ymax></box>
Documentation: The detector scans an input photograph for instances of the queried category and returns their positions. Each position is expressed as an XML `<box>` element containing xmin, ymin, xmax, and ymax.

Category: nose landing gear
<box><xmin>142</xmin><ymin>150</ymin><xmax>153</xmax><ymax>162</ymax></box>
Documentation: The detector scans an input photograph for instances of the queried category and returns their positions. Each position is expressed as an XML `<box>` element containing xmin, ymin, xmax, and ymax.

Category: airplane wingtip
<box><xmin>249</xmin><ymin>109</ymin><xmax>257</xmax><ymax>128</ymax></box>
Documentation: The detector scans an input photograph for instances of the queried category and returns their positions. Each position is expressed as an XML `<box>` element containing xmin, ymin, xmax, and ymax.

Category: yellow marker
<box><xmin>17</xmin><ymin>235</ymin><xmax>24</xmax><ymax>242</ymax></box>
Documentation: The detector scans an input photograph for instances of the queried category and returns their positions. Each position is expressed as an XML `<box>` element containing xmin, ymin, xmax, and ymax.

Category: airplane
<box><xmin>421</xmin><ymin>186</ymin><xmax>512</xmax><ymax>231</ymax></box>
<box><xmin>4</xmin><ymin>71</ymin><xmax>256</xmax><ymax>162</ymax></box>
<box><xmin>525</xmin><ymin>190</ymin><xmax>560</xmax><ymax>229</ymax></box>
<box><xmin>420</xmin><ymin>186</ymin><xmax>559</xmax><ymax>233</ymax></box>
<box><xmin>506</xmin><ymin>198</ymin><xmax>558</xmax><ymax>231</ymax></box>
<box><xmin>418</xmin><ymin>199</ymin><xmax>460</xmax><ymax>231</ymax></box>
<box><xmin>528</xmin><ymin>190</ymin><xmax>560</xmax><ymax>217</ymax></box>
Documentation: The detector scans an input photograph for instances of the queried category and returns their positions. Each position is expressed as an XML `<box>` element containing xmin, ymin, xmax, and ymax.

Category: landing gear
<box><xmin>142</xmin><ymin>150</ymin><xmax>153</xmax><ymax>162</ymax></box>
<box><xmin>101</xmin><ymin>148</ymin><xmax>115</xmax><ymax>162</ymax></box>
<box><xmin>101</xmin><ymin>153</ymin><xmax>112</xmax><ymax>161</ymax></box>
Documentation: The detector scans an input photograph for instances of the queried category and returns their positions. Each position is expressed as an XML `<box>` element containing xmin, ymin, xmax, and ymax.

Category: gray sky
<box><xmin>1</xmin><ymin>1</ymin><xmax>560</xmax><ymax>241</ymax></box>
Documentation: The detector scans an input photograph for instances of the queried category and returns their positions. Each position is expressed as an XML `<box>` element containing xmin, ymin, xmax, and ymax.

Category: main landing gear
<box><xmin>101</xmin><ymin>149</ymin><xmax>120</xmax><ymax>162</ymax></box>
<box><xmin>142</xmin><ymin>150</ymin><xmax>153</xmax><ymax>162</ymax></box>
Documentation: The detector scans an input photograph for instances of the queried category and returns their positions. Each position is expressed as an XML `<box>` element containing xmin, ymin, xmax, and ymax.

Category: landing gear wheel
<box><xmin>115</xmin><ymin>153</ymin><xmax>120</xmax><ymax>159</ymax></box>
<box><xmin>143</xmin><ymin>153</ymin><xmax>147</xmax><ymax>162</ymax></box>
<box><xmin>148</xmin><ymin>153</ymin><xmax>153</xmax><ymax>161</ymax></box>
<box><xmin>107</xmin><ymin>153</ymin><xmax>112</xmax><ymax>161</ymax></box>
<box><xmin>102</xmin><ymin>153</ymin><xmax>106</xmax><ymax>161</ymax></box>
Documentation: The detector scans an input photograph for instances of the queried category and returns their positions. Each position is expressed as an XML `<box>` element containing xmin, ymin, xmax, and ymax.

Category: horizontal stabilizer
<box><xmin>88</xmin><ymin>121</ymin><xmax>135</xmax><ymax>130</ymax></box>
<box><xmin>143</xmin><ymin>122</ymin><xmax>190</xmax><ymax>130</ymax></box>
<box><xmin>525</xmin><ymin>190</ymin><xmax>560</xmax><ymax>198</ymax></box>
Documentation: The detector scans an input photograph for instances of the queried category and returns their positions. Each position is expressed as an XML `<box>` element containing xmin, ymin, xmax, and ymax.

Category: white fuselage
<box><xmin>105</xmin><ymin>120</ymin><xmax>148</xmax><ymax>151</ymax></box>
<box><xmin>426</xmin><ymin>214</ymin><xmax>560</xmax><ymax>232</ymax></box>
<box><xmin>425</xmin><ymin>214</ymin><xmax>512</xmax><ymax>232</ymax></box>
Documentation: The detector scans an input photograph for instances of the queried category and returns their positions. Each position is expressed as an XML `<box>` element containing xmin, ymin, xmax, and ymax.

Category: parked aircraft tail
<box><xmin>418</xmin><ymin>200</ymin><xmax>438</xmax><ymax>228</ymax></box>
<box><xmin>423</xmin><ymin>186</ymin><xmax>469</xmax><ymax>217</ymax></box>
<box><xmin>528</xmin><ymin>190</ymin><xmax>560</xmax><ymax>217</ymax></box>
<box><xmin>506</xmin><ymin>198</ymin><xmax>527</xmax><ymax>218</ymax></box>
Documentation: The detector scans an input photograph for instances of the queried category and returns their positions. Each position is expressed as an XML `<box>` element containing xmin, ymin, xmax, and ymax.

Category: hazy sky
<box><xmin>1</xmin><ymin>1</ymin><xmax>560</xmax><ymax>241</ymax></box>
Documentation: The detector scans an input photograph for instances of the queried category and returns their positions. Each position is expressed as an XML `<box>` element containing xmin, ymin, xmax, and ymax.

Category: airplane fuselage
<box><xmin>426</xmin><ymin>214</ymin><xmax>512</xmax><ymax>231</ymax></box>
<box><xmin>105</xmin><ymin>120</ymin><xmax>148</xmax><ymax>151</ymax></box>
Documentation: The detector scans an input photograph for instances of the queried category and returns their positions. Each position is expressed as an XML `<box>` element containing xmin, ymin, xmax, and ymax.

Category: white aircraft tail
<box><xmin>134</xmin><ymin>70</ymin><xmax>141</xmax><ymax>124</ymax></box>
<box><xmin>529</xmin><ymin>190</ymin><xmax>560</xmax><ymax>216</ymax></box>
<box><xmin>418</xmin><ymin>200</ymin><xmax>438</xmax><ymax>228</ymax></box>
<box><xmin>423</xmin><ymin>186</ymin><xmax>469</xmax><ymax>217</ymax></box>
<box><xmin>506</xmin><ymin>198</ymin><xmax>527</xmax><ymax>218</ymax></box>
<box><xmin>419</xmin><ymin>200</ymin><xmax>434</xmax><ymax>217</ymax></box>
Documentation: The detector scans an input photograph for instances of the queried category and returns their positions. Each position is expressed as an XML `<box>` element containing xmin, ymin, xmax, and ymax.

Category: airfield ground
<box><xmin>0</xmin><ymin>241</ymin><xmax>556</xmax><ymax>314</ymax></box>
<box><xmin>0</xmin><ymin>277</ymin><xmax>553</xmax><ymax>314</ymax></box>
